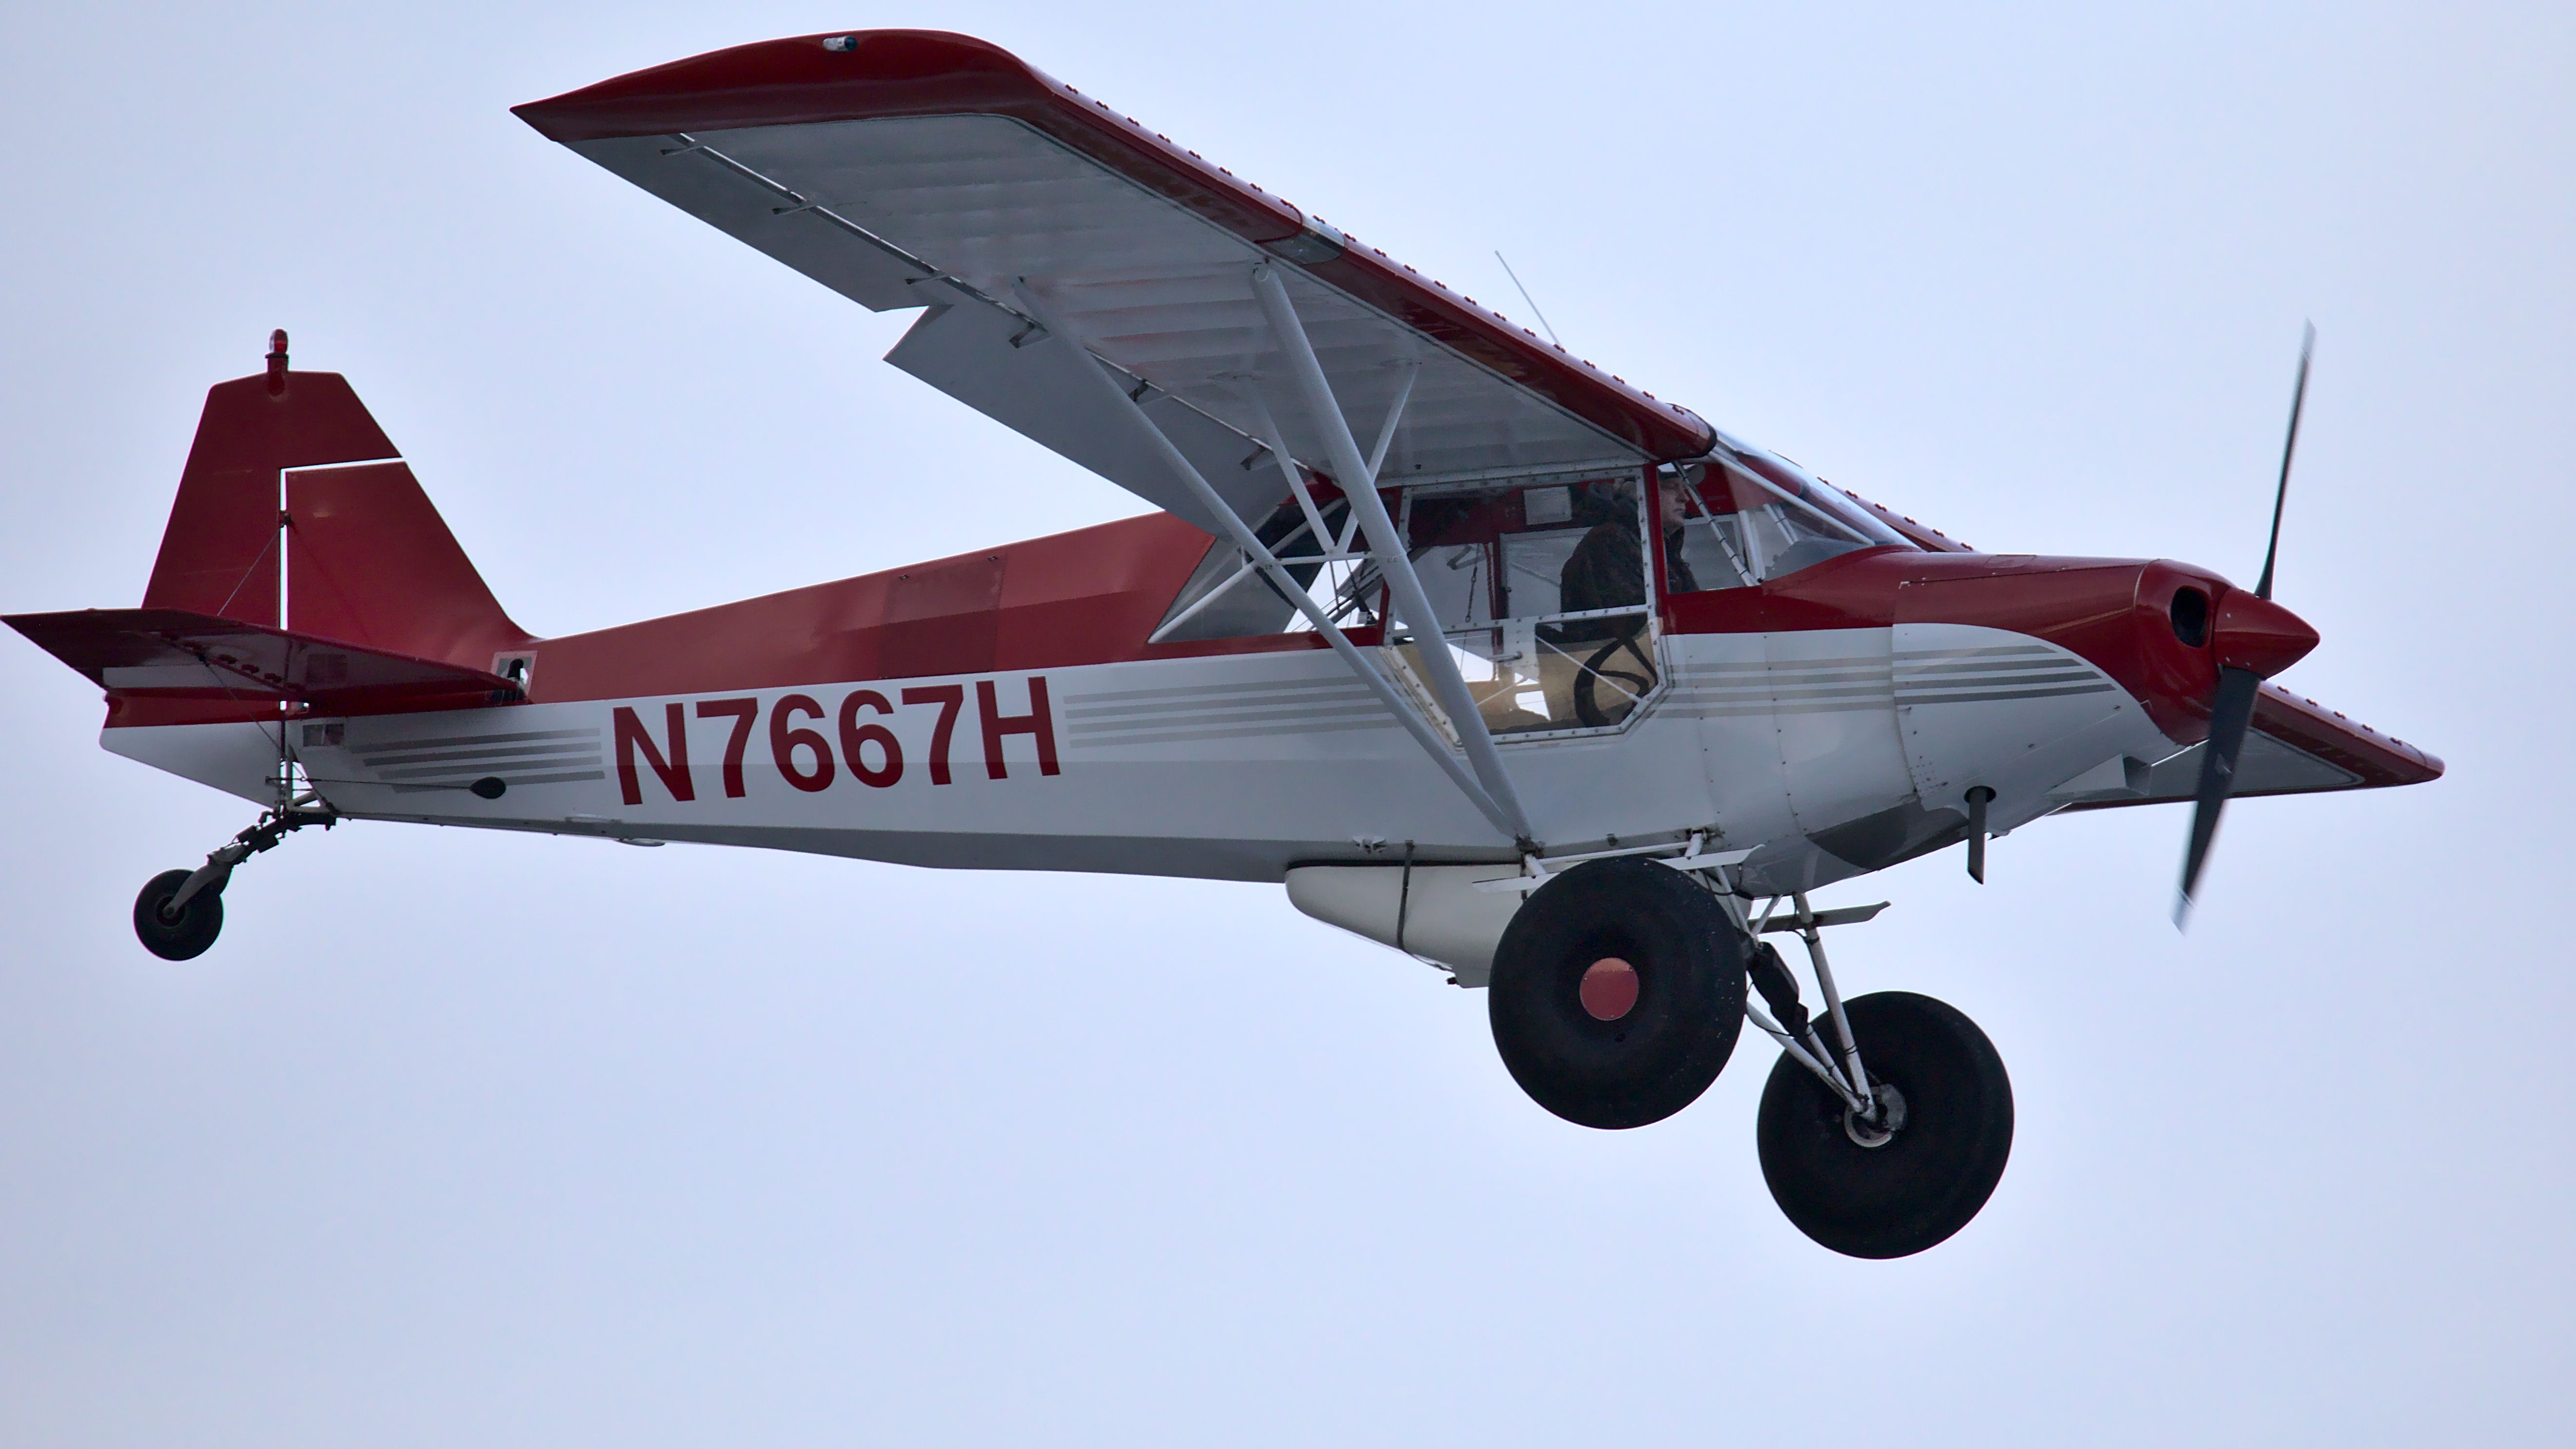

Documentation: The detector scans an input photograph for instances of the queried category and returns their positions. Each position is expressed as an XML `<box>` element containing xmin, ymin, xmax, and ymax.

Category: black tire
<box><xmin>132</xmin><ymin>869</ymin><xmax>223</xmax><ymax>961</ymax></box>
<box><xmin>1756</xmin><ymin>991</ymin><xmax>2012</xmax><ymax>1258</ymax></box>
<box><xmin>1488</xmin><ymin>856</ymin><xmax>1747</xmax><ymax>1129</ymax></box>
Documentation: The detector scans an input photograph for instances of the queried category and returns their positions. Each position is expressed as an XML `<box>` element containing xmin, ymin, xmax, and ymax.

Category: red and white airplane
<box><xmin>8</xmin><ymin>32</ymin><xmax>2439</xmax><ymax>1256</ymax></box>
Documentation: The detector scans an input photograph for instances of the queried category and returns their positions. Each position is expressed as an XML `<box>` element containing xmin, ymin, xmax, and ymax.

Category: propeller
<box><xmin>2175</xmin><ymin>323</ymin><xmax>2315</xmax><ymax>927</ymax></box>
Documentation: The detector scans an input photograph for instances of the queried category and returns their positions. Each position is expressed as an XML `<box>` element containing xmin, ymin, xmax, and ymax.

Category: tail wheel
<box><xmin>132</xmin><ymin>870</ymin><xmax>224</xmax><ymax>961</ymax></box>
<box><xmin>1756</xmin><ymin>991</ymin><xmax>2012</xmax><ymax>1258</ymax></box>
<box><xmin>1487</xmin><ymin>856</ymin><xmax>1747</xmax><ymax>1129</ymax></box>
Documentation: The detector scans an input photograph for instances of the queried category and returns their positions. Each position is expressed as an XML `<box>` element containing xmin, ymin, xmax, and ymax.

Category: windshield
<box><xmin>1667</xmin><ymin>444</ymin><xmax>1912</xmax><ymax>591</ymax></box>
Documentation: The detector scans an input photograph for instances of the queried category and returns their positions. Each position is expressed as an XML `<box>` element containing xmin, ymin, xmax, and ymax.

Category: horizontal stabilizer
<box><xmin>6</xmin><ymin>608</ymin><xmax>521</xmax><ymax>714</ymax></box>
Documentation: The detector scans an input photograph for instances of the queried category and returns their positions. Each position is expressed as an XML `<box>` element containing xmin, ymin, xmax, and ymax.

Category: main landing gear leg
<box><xmin>131</xmin><ymin>806</ymin><xmax>337</xmax><ymax>961</ymax></box>
<box><xmin>1741</xmin><ymin>893</ymin><xmax>2015</xmax><ymax>1259</ymax></box>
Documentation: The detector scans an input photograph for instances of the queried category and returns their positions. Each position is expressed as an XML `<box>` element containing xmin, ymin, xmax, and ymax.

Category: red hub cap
<box><xmin>1579</xmin><ymin>957</ymin><xmax>1640</xmax><ymax>1021</ymax></box>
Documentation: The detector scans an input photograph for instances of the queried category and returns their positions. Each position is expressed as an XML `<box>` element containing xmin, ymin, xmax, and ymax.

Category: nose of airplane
<box><xmin>2210</xmin><ymin>589</ymin><xmax>2319</xmax><ymax>678</ymax></box>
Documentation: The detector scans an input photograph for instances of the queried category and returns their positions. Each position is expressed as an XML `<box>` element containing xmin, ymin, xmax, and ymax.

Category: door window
<box><xmin>1394</xmin><ymin>476</ymin><xmax>1659</xmax><ymax>735</ymax></box>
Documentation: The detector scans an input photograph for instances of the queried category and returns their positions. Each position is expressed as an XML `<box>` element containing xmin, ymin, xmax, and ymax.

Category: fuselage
<box><xmin>99</xmin><ymin>509</ymin><xmax>2422</xmax><ymax>899</ymax></box>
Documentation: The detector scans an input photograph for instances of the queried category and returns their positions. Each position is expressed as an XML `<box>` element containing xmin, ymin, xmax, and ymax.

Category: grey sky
<box><xmin>3</xmin><ymin>2</ymin><xmax>2568</xmax><ymax>1443</ymax></box>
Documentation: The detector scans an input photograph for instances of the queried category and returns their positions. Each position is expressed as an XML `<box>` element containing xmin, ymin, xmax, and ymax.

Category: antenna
<box><xmin>1494</xmin><ymin>251</ymin><xmax>1563</xmax><ymax>349</ymax></box>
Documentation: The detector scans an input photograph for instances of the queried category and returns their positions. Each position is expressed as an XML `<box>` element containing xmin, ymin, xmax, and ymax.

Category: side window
<box><xmin>1670</xmin><ymin>465</ymin><xmax>1754</xmax><ymax>592</ymax></box>
<box><xmin>1395</xmin><ymin>476</ymin><xmax>1659</xmax><ymax>735</ymax></box>
<box><xmin>1151</xmin><ymin>493</ymin><xmax>1376</xmax><ymax>643</ymax></box>
<box><xmin>1148</xmin><ymin>473</ymin><xmax>1669</xmax><ymax>737</ymax></box>
<box><xmin>1665</xmin><ymin>458</ymin><xmax>1892</xmax><ymax>592</ymax></box>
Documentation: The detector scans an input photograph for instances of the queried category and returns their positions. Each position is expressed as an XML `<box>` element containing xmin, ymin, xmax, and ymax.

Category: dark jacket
<box><xmin>1556</xmin><ymin>521</ymin><xmax>1694</xmax><ymax>640</ymax></box>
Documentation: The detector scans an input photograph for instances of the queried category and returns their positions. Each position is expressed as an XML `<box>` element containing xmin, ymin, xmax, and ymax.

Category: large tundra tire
<box><xmin>1756</xmin><ymin>990</ymin><xmax>2013</xmax><ymax>1258</ymax></box>
<box><xmin>1487</xmin><ymin>857</ymin><xmax>1748</xmax><ymax>1129</ymax></box>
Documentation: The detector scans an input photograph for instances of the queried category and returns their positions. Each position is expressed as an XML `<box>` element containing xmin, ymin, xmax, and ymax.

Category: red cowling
<box><xmin>2212</xmin><ymin>590</ymin><xmax>2319</xmax><ymax>677</ymax></box>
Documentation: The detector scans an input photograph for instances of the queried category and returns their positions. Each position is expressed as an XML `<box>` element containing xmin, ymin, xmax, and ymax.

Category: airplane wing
<box><xmin>2058</xmin><ymin>684</ymin><xmax>2442</xmax><ymax>810</ymax></box>
<box><xmin>5</xmin><ymin>609</ymin><xmax>522</xmax><ymax>715</ymax></box>
<box><xmin>513</xmin><ymin>30</ymin><xmax>1714</xmax><ymax>536</ymax></box>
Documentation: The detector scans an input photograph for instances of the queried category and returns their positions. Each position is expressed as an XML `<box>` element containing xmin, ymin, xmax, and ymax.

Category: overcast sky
<box><xmin>3</xmin><ymin>3</ymin><xmax>2569</xmax><ymax>1444</ymax></box>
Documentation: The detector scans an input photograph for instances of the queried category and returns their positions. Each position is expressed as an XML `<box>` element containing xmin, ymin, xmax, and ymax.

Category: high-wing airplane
<box><xmin>6</xmin><ymin>31</ymin><xmax>2439</xmax><ymax>1257</ymax></box>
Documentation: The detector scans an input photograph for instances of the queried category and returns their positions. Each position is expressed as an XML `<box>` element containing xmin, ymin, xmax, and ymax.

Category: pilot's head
<box><xmin>1658</xmin><ymin>469</ymin><xmax>1695</xmax><ymax>523</ymax></box>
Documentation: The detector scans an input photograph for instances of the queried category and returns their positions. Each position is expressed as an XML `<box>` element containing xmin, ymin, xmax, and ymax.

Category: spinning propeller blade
<box><xmin>2176</xmin><ymin>664</ymin><xmax>2261</xmax><ymax>924</ymax></box>
<box><xmin>2254</xmin><ymin>322</ymin><xmax>2314</xmax><ymax>603</ymax></box>
<box><xmin>2175</xmin><ymin>323</ymin><xmax>2316</xmax><ymax>928</ymax></box>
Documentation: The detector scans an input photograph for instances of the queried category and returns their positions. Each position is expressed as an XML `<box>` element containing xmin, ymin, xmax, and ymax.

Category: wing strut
<box><xmin>1249</xmin><ymin>265</ymin><xmax>1537</xmax><ymax>846</ymax></box>
<box><xmin>1007</xmin><ymin>279</ymin><xmax>1524</xmax><ymax>844</ymax></box>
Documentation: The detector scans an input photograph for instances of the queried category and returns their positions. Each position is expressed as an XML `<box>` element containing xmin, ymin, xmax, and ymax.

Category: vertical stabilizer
<box><xmin>137</xmin><ymin>333</ymin><xmax>530</xmax><ymax>672</ymax></box>
<box><xmin>141</xmin><ymin>332</ymin><xmax>398</xmax><ymax>625</ymax></box>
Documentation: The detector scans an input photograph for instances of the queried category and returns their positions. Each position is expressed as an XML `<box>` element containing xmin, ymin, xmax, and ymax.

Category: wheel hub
<box><xmin>1843</xmin><ymin>1081</ymin><xmax>1907</xmax><ymax>1149</ymax></box>
<box><xmin>1578</xmin><ymin>956</ymin><xmax>1639</xmax><ymax>1021</ymax></box>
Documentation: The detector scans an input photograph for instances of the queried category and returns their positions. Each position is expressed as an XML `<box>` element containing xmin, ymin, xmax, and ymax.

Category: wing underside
<box><xmin>515</xmin><ymin>31</ymin><xmax>1714</xmax><ymax>535</ymax></box>
<box><xmin>2062</xmin><ymin>683</ymin><xmax>2441</xmax><ymax>810</ymax></box>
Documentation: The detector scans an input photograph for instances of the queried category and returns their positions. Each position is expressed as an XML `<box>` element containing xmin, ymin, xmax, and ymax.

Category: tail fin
<box><xmin>141</xmin><ymin>332</ymin><xmax>531</xmax><ymax>672</ymax></box>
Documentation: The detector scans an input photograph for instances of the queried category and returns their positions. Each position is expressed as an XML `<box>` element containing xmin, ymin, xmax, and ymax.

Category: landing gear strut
<box><xmin>1740</xmin><ymin>894</ymin><xmax>2013</xmax><ymax>1257</ymax></box>
<box><xmin>131</xmin><ymin>806</ymin><xmax>335</xmax><ymax>960</ymax></box>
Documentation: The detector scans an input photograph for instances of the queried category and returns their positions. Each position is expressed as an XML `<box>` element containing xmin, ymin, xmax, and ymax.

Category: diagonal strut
<box><xmin>1008</xmin><ymin>279</ymin><xmax>1522</xmax><ymax>843</ymax></box>
<box><xmin>1248</xmin><ymin>265</ymin><xmax>1537</xmax><ymax>846</ymax></box>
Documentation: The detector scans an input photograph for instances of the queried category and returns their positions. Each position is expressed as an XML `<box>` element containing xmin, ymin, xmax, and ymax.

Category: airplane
<box><xmin>4</xmin><ymin>30</ymin><xmax>2440</xmax><ymax>1258</ymax></box>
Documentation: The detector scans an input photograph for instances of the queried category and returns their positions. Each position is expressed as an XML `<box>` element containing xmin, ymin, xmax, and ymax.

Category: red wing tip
<box><xmin>2254</xmin><ymin>683</ymin><xmax>2444</xmax><ymax>785</ymax></box>
<box><xmin>512</xmin><ymin>29</ymin><xmax>1023</xmax><ymax>140</ymax></box>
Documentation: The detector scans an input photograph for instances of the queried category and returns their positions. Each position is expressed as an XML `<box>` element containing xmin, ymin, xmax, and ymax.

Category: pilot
<box><xmin>1557</xmin><ymin>471</ymin><xmax>1701</xmax><ymax>628</ymax></box>
<box><xmin>1549</xmin><ymin>473</ymin><xmax>1701</xmax><ymax>728</ymax></box>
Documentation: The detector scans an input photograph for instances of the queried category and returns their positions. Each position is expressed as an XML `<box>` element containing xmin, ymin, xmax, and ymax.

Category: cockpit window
<box><xmin>1394</xmin><ymin>476</ymin><xmax>1660</xmax><ymax>734</ymax></box>
<box><xmin>1667</xmin><ymin>445</ymin><xmax>1912</xmax><ymax>592</ymax></box>
<box><xmin>1147</xmin><ymin>442</ymin><xmax>1913</xmax><ymax>730</ymax></box>
<box><xmin>1150</xmin><ymin>474</ymin><xmax>1666</xmax><ymax>735</ymax></box>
